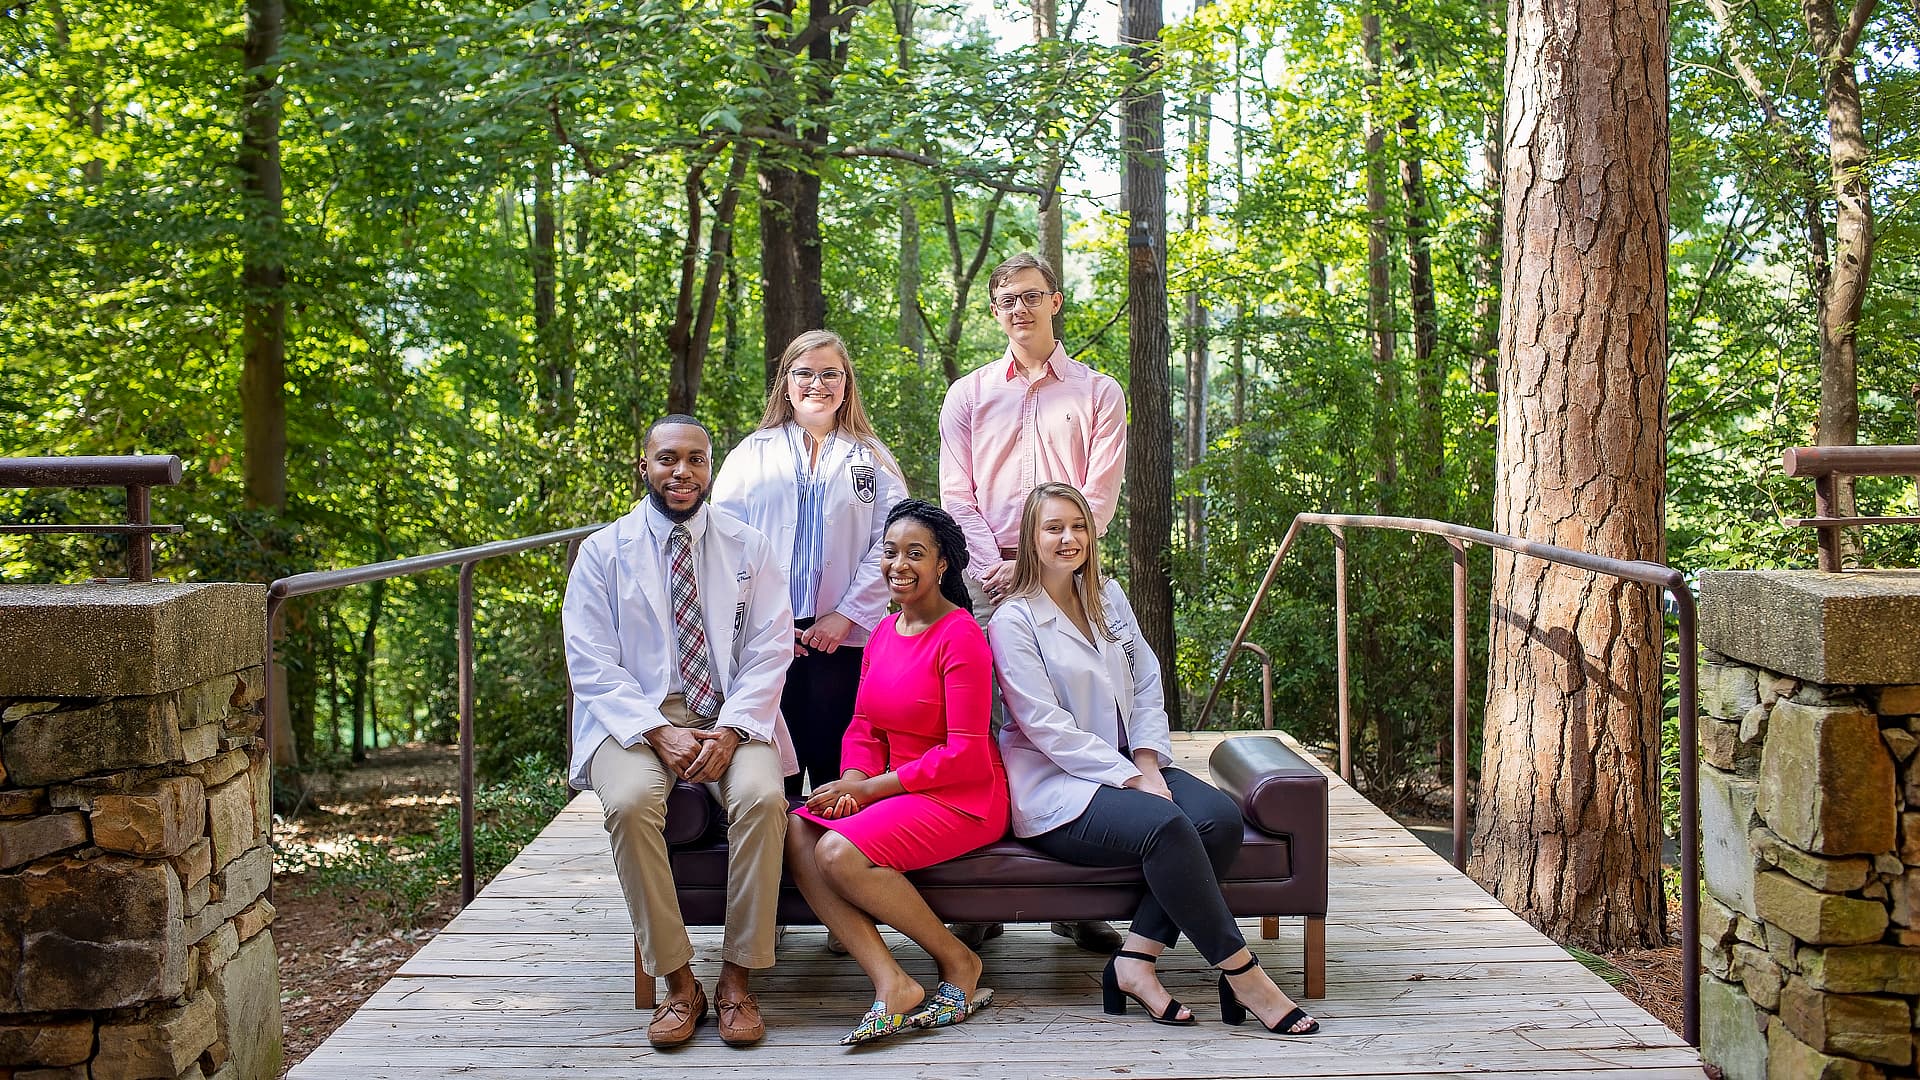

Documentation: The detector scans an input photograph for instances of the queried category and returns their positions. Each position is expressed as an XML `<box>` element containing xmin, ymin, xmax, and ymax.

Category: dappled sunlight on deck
<box><xmin>287</xmin><ymin>733</ymin><xmax>1704</xmax><ymax>1079</ymax></box>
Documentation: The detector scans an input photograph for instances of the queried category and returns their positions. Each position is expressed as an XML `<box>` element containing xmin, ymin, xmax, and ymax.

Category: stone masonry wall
<box><xmin>0</xmin><ymin>583</ymin><xmax>280</xmax><ymax>1080</ymax></box>
<box><xmin>1697</xmin><ymin>658</ymin><xmax>1920</xmax><ymax>1078</ymax></box>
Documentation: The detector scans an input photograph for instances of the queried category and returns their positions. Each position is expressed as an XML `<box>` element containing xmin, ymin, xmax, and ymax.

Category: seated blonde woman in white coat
<box><xmin>988</xmin><ymin>482</ymin><xmax>1319</xmax><ymax>1036</ymax></box>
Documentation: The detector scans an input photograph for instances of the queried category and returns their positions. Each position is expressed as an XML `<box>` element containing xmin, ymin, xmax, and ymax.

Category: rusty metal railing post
<box><xmin>126</xmin><ymin>484</ymin><xmax>153</xmax><ymax>582</ymax></box>
<box><xmin>563</xmin><ymin>537</ymin><xmax>584</xmax><ymax>784</ymax></box>
<box><xmin>1671</xmin><ymin>582</ymin><xmax>1702</xmax><ymax>1047</ymax></box>
<box><xmin>1195</xmin><ymin>517</ymin><xmax>1305</xmax><ymax>729</ymax></box>
<box><xmin>458</xmin><ymin>560</ymin><xmax>477</xmax><ymax>907</ymax></box>
<box><xmin>1813</xmin><ymin>473</ymin><xmax>1841</xmax><ymax>571</ymax></box>
<box><xmin>1198</xmin><ymin>511</ymin><xmax>1705</xmax><ymax>1045</ymax></box>
<box><xmin>1332</xmin><ymin>526</ymin><xmax>1352</xmax><ymax>783</ymax></box>
<box><xmin>1234</xmin><ymin>642</ymin><xmax>1275</xmax><ymax>730</ymax></box>
<box><xmin>0</xmin><ymin>455</ymin><xmax>183</xmax><ymax>581</ymax></box>
<box><xmin>1449</xmin><ymin>539</ymin><xmax>1470</xmax><ymax>870</ymax></box>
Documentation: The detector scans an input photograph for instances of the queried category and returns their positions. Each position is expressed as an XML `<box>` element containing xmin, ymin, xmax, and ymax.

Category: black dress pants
<box><xmin>1026</xmin><ymin>766</ymin><xmax>1246</xmax><ymax>964</ymax></box>
<box><xmin>781</xmin><ymin>616</ymin><xmax>864</xmax><ymax>798</ymax></box>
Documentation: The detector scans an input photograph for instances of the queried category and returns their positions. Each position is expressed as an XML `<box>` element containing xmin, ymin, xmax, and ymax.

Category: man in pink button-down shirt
<box><xmin>938</xmin><ymin>251</ymin><xmax>1129</xmax><ymax>956</ymax></box>
<box><xmin>939</xmin><ymin>253</ymin><xmax>1128</xmax><ymax>607</ymax></box>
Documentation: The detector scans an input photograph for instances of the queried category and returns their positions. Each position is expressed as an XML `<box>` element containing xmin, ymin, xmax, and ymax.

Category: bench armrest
<box><xmin>1208</xmin><ymin>735</ymin><xmax>1328</xmax><ymax>839</ymax></box>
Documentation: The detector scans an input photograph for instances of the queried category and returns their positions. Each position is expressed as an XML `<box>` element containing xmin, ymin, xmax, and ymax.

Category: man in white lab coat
<box><xmin>562</xmin><ymin>415</ymin><xmax>794</xmax><ymax>1049</ymax></box>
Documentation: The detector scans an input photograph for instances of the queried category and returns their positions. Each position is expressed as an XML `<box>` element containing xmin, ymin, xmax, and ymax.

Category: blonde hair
<box><xmin>1008</xmin><ymin>482</ymin><xmax>1119</xmax><ymax>640</ymax></box>
<box><xmin>757</xmin><ymin>330</ymin><xmax>902</xmax><ymax>479</ymax></box>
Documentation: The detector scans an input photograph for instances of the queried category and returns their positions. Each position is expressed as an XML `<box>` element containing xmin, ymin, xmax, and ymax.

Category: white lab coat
<box><xmin>989</xmin><ymin>579</ymin><xmax>1174</xmax><ymax>837</ymax></box>
<box><xmin>561</xmin><ymin>499</ymin><xmax>796</xmax><ymax>788</ymax></box>
<box><xmin>711</xmin><ymin>423</ymin><xmax>908</xmax><ymax>647</ymax></box>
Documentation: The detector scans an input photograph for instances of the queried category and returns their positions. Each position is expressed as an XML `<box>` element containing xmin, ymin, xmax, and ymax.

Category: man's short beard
<box><xmin>645</xmin><ymin>480</ymin><xmax>708</xmax><ymax>523</ymax></box>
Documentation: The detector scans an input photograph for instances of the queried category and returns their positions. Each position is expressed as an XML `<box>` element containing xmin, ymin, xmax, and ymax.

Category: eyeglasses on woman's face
<box><xmin>990</xmin><ymin>289</ymin><xmax>1057</xmax><ymax>313</ymax></box>
<box><xmin>788</xmin><ymin>368</ymin><xmax>846</xmax><ymax>386</ymax></box>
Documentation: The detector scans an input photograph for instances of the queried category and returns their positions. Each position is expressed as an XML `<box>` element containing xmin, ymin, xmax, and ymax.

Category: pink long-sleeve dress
<box><xmin>791</xmin><ymin>608</ymin><xmax>1010</xmax><ymax>871</ymax></box>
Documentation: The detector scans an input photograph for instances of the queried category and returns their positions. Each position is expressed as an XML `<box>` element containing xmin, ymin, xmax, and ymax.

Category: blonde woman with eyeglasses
<box><xmin>988</xmin><ymin>482</ymin><xmax>1320</xmax><ymax>1036</ymax></box>
<box><xmin>713</xmin><ymin>330</ymin><xmax>908</xmax><ymax>803</ymax></box>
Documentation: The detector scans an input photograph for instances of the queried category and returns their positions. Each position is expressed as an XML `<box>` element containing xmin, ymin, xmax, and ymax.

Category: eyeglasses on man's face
<box><xmin>990</xmin><ymin>289</ymin><xmax>1057</xmax><ymax>313</ymax></box>
<box><xmin>789</xmin><ymin>368</ymin><xmax>846</xmax><ymax>386</ymax></box>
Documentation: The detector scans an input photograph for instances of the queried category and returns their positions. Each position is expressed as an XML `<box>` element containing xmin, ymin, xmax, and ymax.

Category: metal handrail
<box><xmin>1217</xmin><ymin>641</ymin><xmax>1275</xmax><ymax>731</ymax></box>
<box><xmin>1194</xmin><ymin>511</ymin><xmax>1701</xmax><ymax>1046</ymax></box>
<box><xmin>264</xmin><ymin>522</ymin><xmax>606</xmax><ymax>906</ymax></box>
<box><xmin>1781</xmin><ymin>444</ymin><xmax>1920</xmax><ymax>570</ymax></box>
<box><xmin>0</xmin><ymin>455</ymin><xmax>185</xmax><ymax>581</ymax></box>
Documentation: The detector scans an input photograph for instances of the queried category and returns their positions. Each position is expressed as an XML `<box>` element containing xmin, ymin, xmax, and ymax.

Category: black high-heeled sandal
<box><xmin>1217</xmin><ymin>956</ymin><xmax>1320</xmax><ymax>1034</ymax></box>
<box><xmin>1102</xmin><ymin>949</ymin><xmax>1196</xmax><ymax>1026</ymax></box>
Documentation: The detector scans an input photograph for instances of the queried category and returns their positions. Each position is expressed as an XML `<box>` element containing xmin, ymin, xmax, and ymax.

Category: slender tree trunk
<box><xmin>239</xmin><ymin>0</ymin><xmax>302</xmax><ymax>766</ymax></box>
<box><xmin>239</xmin><ymin>0</ymin><xmax>286</xmax><ymax>513</ymax></box>
<box><xmin>1399</xmin><ymin>44</ymin><xmax>1443</xmax><ymax>520</ymax></box>
<box><xmin>1363</xmin><ymin>10</ymin><xmax>1397</xmax><ymax>514</ymax></box>
<box><xmin>1804</xmin><ymin>0</ymin><xmax>1875</xmax><ymax>553</ymax></box>
<box><xmin>1123</xmin><ymin>0</ymin><xmax>1180</xmax><ymax>726</ymax></box>
<box><xmin>532</xmin><ymin>158</ymin><xmax>559</xmax><ymax>416</ymax></box>
<box><xmin>893</xmin><ymin>0</ymin><xmax>924</xmax><ymax>362</ymax></box>
<box><xmin>756</xmin><ymin>0</ymin><xmax>832</xmax><ymax>385</ymax></box>
<box><xmin>1232</xmin><ymin>35</ymin><xmax>1248</xmax><ymax>434</ymax></box>
<box><xmin>669</xmin><ymin>147</ymin><xmax>748</xmax><ymax>413</ymax></box>
<box><xmin>1471</xmin><ymin>0</ymin><xmax>1670</xmax><ymax>948</ymax></box>
<box><xmin>692</xmin><ymin>148</ymin><xmax>748</xmax><ymax>389</ymax></box>
<box><xmin>351</xmin><ymin>577</ymin><xmax>386</xmax><ymax>759</ymax></box>
<box><xmin>935</xmin><ymin>183</ymin><xmax>1007</xmax><ymax>382</ymax></box>
<box><xmin>1469</xmin><ymin>98</ymin><xmax>1503</xmax><ymax>520</ymax></box>
<box><xmin>1184</xmin><ymin>30</ymin><xmax>1211</xmax><ymax>555</ymax></box>
<box><xmin>1036</xmin><ymin>0</ymin><xmax>1067</xmax><ymax>341</ymax></box>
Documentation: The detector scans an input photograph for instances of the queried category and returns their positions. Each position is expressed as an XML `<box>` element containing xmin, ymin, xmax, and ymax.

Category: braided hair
<box><xmin>885</xmin><ymin>499</ymin><xmax>973</xmax><ymax>611</ymax></box>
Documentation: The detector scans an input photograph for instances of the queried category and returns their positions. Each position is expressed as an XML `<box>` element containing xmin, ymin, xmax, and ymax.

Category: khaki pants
<box><xmin>589</xmin><ymin>696</ymin><xmax>787</xmax><ymax>975</ymax></box>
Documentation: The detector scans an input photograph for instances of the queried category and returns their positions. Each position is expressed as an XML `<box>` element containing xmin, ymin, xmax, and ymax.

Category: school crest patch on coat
<box><xmin>850</xmin><ymin>463</ymin><xmax>877</xmax><ymax>504</ymax></box>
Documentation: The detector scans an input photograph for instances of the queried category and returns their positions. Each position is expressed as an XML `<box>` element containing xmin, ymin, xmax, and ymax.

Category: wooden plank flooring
<box><xmin>288</xmin><ymin>732</ymin><xmax>1703</xmax><ymax>1079</ymax></box>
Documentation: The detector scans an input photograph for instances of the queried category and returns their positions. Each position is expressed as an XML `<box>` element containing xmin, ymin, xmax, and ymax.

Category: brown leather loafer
<box><xmin>647</xmin><ymin>982</ymin><xmax>708</xmax><ymax>1048</ymax></box>
<box><xmin>716</xmin><ymin>990</ymin><xmax>765</xmax><ymax>1047</ymax></box>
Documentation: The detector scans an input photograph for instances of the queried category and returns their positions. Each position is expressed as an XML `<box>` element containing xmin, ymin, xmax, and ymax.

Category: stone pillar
<box><xmin>1697</xmin><ymin>570</ymin><xmax>1920</xmax><ymax>1080</ymax></box>
<box><xmin>0</xmin><ymin>584</ymin><xmax>282</xmax><ymax>1080</ymax></box>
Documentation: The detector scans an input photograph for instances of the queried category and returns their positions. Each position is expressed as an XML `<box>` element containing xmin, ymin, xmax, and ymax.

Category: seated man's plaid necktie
<box><xmin>667</xmin><ymin>524</ymin><xmax>724</xmax><ymax>720</ymax></box>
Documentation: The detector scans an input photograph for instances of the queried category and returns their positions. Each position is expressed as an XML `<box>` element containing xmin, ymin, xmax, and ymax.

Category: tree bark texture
<box><xmin>1185</xmin><ymin>12</ymin><xmax>1212</xmax><ymax>554</ymax></box>
<box><xmin>755</xmin><ymin>0</ymin><xmax>833</xmax><ymax>385</ymax></box>
<box><xmin>669</xmin><ymin>146</ymin><xmax>748</xmax><ymax>414</ymax></box>
<box><xmin>758</xmin><ymin>161</ymin><xmax>825</xmax><ymax>386</ymax></box>
<box><xmin>239</xmin><ymin>0</ymin><xmax>286</xmax><ymax>512</ymax></box>
<box><xmin>1123</xmin><ymin>0</ymin><xmax>1180</xmax><ymax>726</ymax></box>
<box><xmin>1036</xmin><ymin>0</ymin><xmax>1067</xmax><ymax>341</ymax></box>
<box><xmin>1804</xmin><ymin>0</ymin><xmax>1874</xmax><ymax>544</ymax></box>
<box><xmin>893</xmin><ymin>0</ymin><xmax>925</xmax><ymax>363</ymax></box>
<box><xmin>1363</xmin><ymin>11</ymin><xmax>1397</xmax><ymax>514</ymax></box>
<box><xmin>532</xmin><ymin>159</ymin><xmax>562</xmax><ymax>416</ymax></box>
<box><xmin>1398</xmin><ymin>45</ymin><xmax>1444</xmax><ymax>521</ymax></box>
<box><xmin>1472</xmin><ymin>0</ymin><xmax>1670</xmax><ymax>949</ymax></box>
<box><xmin>935</xmin><ymin>183</ymin><xmax>1006</xmax><ymax>382</ymax></box>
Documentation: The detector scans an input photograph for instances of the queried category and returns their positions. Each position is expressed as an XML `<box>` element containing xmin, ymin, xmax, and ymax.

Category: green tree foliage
<box><xmin>4</xmin><ymin>0</ymin><xmax>1917</xmax><ymax>808</ymax></box>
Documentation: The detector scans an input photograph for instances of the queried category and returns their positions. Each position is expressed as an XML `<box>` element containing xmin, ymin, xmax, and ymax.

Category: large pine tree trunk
<box><xmin>239</xmin><ymin>0</ymin><xmax>286</xmax><ymax>513</ymax></box>
<box><xmin>1470</xmin><ymin>0</ymin><xmax>1670</xmax><ymax>949</ymax></box>
<box><xmin>1123</xmin><ymin>0</ymin><xmax>1180</xmax><ymax>727</ymax></box>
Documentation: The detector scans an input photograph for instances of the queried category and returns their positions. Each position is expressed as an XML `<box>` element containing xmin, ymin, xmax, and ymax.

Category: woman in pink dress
<box><xmin>786</xmin><ymin>499</ymin><xmax>1011</xmax><ymax>1046</ymax></box>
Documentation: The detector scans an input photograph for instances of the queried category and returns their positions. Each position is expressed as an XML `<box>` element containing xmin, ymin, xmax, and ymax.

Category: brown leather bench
<box><xmin>638</xmin><ymin>734</ymin><xmax>1328</xmax><ymax>1008</ymax></box>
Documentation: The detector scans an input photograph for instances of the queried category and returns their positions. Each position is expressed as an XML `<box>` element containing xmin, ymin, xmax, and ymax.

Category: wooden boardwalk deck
<box><xmin>288</xmin><ymin>733</ymin><xmax>1704</xmax><ymax>1079</ymax></box>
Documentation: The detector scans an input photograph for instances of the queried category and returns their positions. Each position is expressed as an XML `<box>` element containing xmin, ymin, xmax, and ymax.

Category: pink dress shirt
<box><xmin>938</xmin><ymin>342</ymin><xmax>1128</xmax><ymax>579</ymax></box>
